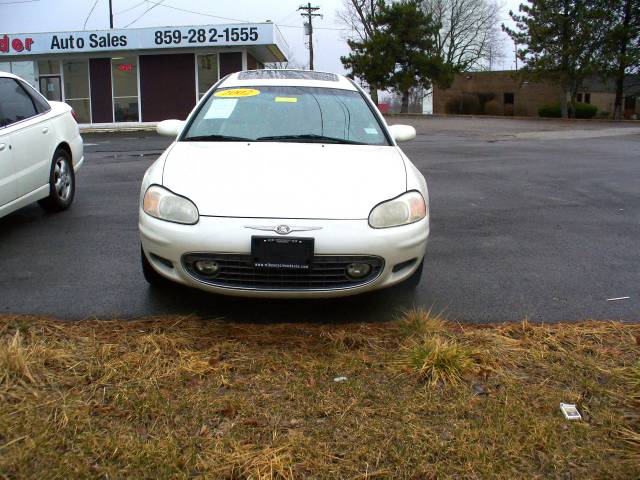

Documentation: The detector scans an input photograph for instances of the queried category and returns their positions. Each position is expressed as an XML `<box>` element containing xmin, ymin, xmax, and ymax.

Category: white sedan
<box><xmin>140</xmin><ymin>70</ymin><xmax>429</xmax><ymax>297</ymax></box>
<box><xmin>0</xmin><ymin>72</ymin><xmax>83</xmax><ymax>218</ymax></box>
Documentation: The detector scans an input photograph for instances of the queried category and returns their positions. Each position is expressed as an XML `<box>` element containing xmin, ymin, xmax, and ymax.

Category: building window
<box><xmin>624</xmin><ymin>96</ymin><xmax>636</xmax><ymax>110</ymax></box>
<box><xmin>63</xmin><ymin>60</ymin><xmax>91</xmax><ymax>123</ymax></box>
<box><xmin>504</xmin><ymin>92</ymin><xmax>514</xmax><ymax>105</ymax></box>
<box><xmin>38</xmin><ymin>60</ymin><xmax>60</xmax><ymax>75</ymax></box>
<box><xmin>39</xmin><ymin>76</ymin><xmax>62</xmax><ymax>102</ymax></box>
<box><xmin>197</xmin><ymin>54</ymin><xmax>219</xmax><ymax>99</ymax></box>
<box><xmin>38</xmin><ymin>60</ymin><xmax>62</xmax><ymax>102</ymax></box>
<box><xmin>576</xmin><ymin>93</ymin><xmax>583</xmax><ymax>102</ymax></box>
<box><xmin>584</xmin><ymin>93</ymin><xmax>591</xmax><ymax>104</ymax></box>
<box><xmin>112</xmin><ymin>56</ymin><xmax>139</xmax><ymax>122</ymax></box>
<box><xmin>0</xmin><ymin>61</ymin><xmax>36</xmax><ymax>88</ymax></box>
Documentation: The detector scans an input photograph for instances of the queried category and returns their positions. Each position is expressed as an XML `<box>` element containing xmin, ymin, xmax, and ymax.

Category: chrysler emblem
<box><xmin>244</xmin><ymin>225</ymin><xmax>322</xmax><ymax>235</ymax></box>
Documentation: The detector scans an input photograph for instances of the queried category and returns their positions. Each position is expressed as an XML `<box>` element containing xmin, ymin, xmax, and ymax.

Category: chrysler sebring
<box><xmin>139</xmin><ymin>70</ymin><xmax>429</xmax><ymax>297</ymax></box>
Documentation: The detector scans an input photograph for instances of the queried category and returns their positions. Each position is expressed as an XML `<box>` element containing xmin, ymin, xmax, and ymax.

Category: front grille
<box><xmin>182</xmin><ymin>253</ymin><xmax>384</xmax><ymax>291</ymax></box>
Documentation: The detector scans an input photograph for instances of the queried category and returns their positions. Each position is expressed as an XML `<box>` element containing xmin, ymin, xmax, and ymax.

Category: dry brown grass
<box><xmin>0</xmin><ymin>313</ymin><xmax>638</xmax><ymax>479</ymax></box>
<box><xmin>400</xmin><ymin>336</ymin><xmax>474</xmax><ymax>386</ymax></box>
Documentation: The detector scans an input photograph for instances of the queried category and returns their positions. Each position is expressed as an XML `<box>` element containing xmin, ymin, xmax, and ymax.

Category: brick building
<box><xmin>433</xmin><ymin>71</ymin><xmax>640</xmax><ymax>118</ymax></box>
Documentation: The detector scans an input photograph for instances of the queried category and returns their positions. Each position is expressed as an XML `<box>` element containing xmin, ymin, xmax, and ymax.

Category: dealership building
<box><xmin>0</xmin><ymin>23</ymin><xmax>288</xmax><ymax>124</ymax></box>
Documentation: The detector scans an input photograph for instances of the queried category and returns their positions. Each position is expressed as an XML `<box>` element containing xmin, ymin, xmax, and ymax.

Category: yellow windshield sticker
<box><xmin>214</xmin><ymin>88</ymin><xmax>260</xmax><ymax>98</ymax></box>
<box><xmin>275</xmin><ymin>97</ymin><xmax>298</xmax><ymax>103</ymax></box>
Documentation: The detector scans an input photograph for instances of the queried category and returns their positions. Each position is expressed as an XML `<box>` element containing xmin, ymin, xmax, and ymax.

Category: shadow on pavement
<box><xmin>142</xmin><ymin>281</ymin><xmax>424</xmax><ymax>325</ymax></box>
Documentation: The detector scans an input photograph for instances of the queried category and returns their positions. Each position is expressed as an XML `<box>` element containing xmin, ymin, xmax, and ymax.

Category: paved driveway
<box><xmin>1</xmin><ymin>118</ymin><xmax>638</xmax><ymax>323</ymax></box>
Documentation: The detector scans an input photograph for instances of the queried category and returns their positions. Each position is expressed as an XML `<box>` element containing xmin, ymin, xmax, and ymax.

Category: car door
<box><xmin>0</xmin><ymin>126</ymin><xmax>16</xmax><ymax>208</ymax></box>
<box><xmin>0</xmin><ymin>77</ymin><xmax>54</xmax><ymax>198</ymax></box>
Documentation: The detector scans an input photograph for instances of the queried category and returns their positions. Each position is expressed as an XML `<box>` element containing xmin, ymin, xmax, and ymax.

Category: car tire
<box><xmin>38</xmin><ymin>148</ymin><xmax>75</xmax><ymax>212</ymax></box>
<box><xmin>141</xmin><ymin>246</ymin><xmax>168</xmax><ymax>286</ymax></box>
<box><xmin>401</xmin><ymin>259</ymin><xmax>424</xmax><ymax>289</ymax></box>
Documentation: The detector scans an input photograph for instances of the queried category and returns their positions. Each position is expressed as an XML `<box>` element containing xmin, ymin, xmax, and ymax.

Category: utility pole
<box><xmin>298</xmin><ymin>3</ymin><xmax>322</xmax><ymax>70</ymax></box>
<box><xmin>109</xmin><ymin>0</ymin><xmax>114</xmax><ymax>28</ymax></box>
<box><xmin>514</xmin><ymin>40</ymin><xmax>518</xmax><ymax>70</ymax></box>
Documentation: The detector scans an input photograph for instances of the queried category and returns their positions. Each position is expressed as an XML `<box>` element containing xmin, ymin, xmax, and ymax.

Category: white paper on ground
<box><xmin>560</xmin><ymin>403</ymin><xmax>582</xmax><ymax>420</ymax></box>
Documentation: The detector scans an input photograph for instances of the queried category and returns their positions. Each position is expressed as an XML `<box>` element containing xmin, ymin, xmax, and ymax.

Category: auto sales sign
<box><xmin>0</xmin><ymin>23</ymin><xmax>277</xmax><ymax>57</ymax></box>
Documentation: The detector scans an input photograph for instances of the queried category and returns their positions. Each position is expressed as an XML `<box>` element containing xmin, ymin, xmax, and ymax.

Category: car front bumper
<box><xmin>139</xmin><ymin>211</ymin><xmax>429</xmax><ymax>298</ymax></box>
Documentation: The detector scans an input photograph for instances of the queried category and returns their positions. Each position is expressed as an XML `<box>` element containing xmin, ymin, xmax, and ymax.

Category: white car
<box><xmin>140</xmin><ymin>70</ymin><xmax>429</xmax><ymax>297</ymax></box>
<box><xmin>0</xmin><ymin>72</ymin><xmax>83</xmax><ymax>219</ymax></box>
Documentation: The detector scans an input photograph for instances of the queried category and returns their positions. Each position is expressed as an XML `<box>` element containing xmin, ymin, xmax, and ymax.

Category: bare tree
<box><xmin>266</xmin><ymin>53</ymin><xmax>303</xmax><ymax>70</ymax></box>
<box><xmin>422</xmin><ymin>0</ymin><xmax>504</xmax><ymax>71</ymax></box>
<box><xmin>336</xmin><ymin>0</ymin><xmax>381</xmax><ymax>42</ymax></box>
<box><xmin>337</xmin><ymin>0</ymin><xmax>385</xmax><ymax>103</ymax></box>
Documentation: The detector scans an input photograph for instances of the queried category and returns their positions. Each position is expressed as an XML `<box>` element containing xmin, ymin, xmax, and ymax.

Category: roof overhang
<box><xmin>0</xmin><ymin>23</ymin><xmax>288</xmax><ymax>64</ymax></box>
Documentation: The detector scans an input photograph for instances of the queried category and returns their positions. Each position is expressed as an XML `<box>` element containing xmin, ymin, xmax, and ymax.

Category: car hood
<box><xmin>161</xmin><ymin>142</ymin><xmax>407</xmax><ymax>219</ymax></box>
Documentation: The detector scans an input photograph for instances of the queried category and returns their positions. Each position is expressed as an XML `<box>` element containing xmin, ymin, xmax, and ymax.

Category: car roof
<box><xmin>219</xmin><ymin>69</ymin><xmax>358</xmax><ymax>91</ymax></box>
<box><xmin>0</xmin><ymin>71</ymin><xmax>21</xmax><ymax>80</ymax></box>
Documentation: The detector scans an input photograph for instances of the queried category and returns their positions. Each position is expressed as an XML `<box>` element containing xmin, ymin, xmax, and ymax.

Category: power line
<box><xmin>0</xmin><ymin>0</ymin><xmax>40</xmax><ymax>4</ymax></box>
<box><xmin>133</xmin><ymin>0</ymin><xmax>251</xmax><ymax>23</ymax></box>
<box><xmin>83</xmin><ymin>0</ymin><xmax>101</xmax><ymax>30</ymax></box>
<box><xmin>115</xmin><ymin>0</ymin><xmax>346</xmax><ymax>34</ymax></box>
<box><xmin>298</xmin><ymin>3</ymin><xmax>322</xmax><ymax>70</ymax></box>
<box><xmin>117</xmin><ymin>1</ymin><xmax>346</xmax><ymax>32</ymax></box>
<box><xmin>274</xmin><ymin>11</ymin><xmax>299</xmax><ymax>25</ymax></box>
<box><xmin>278</xmin><ymin>24</ymin><xmax>348</xmax><ymax>31</ymax></box>
<box><xmin>124</xmin><ymin>0</ymin><xmax>166</xmax><ymax>28</ymax></box>
<box><xmin>114</xmin><ymin>0</ymin><xmax>146</xmax><ymax>15</ymax></box>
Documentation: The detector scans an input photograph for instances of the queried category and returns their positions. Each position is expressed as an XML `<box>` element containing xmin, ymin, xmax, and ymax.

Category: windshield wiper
<box><xmin>256</xmin><ymin>134</ymin><xmax>365</xmax><ymax>145</ymax></box>
<box><xmin>182</xmin><ymin>134</ymin><xmax>253</xmax><ymax>142</ymax></box>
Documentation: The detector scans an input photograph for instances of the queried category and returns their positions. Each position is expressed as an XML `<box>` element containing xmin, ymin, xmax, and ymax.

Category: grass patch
<box><xmin>402</xmin><ymin>336</ymin><xmax>473</xmax><ymax>386</ymax></box>
<box><xmin>396</xmin><ymin>306</ymin><xmax>447</xmax><ymax>337</ymax></box>
<box><xmin>0</xmin><ymin>314</ymin><xmax>638</xmax><ymax>479</ymax></box>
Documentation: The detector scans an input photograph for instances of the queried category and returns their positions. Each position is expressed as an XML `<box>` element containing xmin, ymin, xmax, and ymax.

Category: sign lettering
<box><xmin>0</xmin><ymin>23</ymin><xmax>276</xmax><ymax>57</ymax></box>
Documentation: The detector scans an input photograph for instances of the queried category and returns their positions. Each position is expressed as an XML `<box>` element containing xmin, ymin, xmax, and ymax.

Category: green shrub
<box><xmin>538</xmin><ymin>102</ymin><xmax>598</xmax><ymax>119</ymax></box>
<box><xmin>538</xmin><ymin>103</ymin><xmax>561</xmax><ymax>117</ymax></box>
<box><xmin>574</xmin><ymin>102</ymin><xmax>598</xmax><ymax>118</ymax></box>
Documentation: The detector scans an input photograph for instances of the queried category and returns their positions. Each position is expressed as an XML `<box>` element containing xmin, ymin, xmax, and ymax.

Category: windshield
<box><xmin>182</xmin><ymin>86</ymin><xmax>390</xmax><ymax>146</ymax></box>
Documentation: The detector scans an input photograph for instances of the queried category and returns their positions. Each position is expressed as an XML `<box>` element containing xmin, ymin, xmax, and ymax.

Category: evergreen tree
<box><xmin>504</xmin><ymin>0</ymin><xmax>609</xmax><ymax>118</ymax></box>
<box><xmin>341</xmin><ymin>0</ymin><xmax>451</xmax><ymax>113</ymax></box>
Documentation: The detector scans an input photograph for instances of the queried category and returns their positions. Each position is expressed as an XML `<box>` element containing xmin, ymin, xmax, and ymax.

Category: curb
<box><xmin>382</xmin><ymin>113</ymin><xmax>640</xmax><ymax>123</ymax></box>
<box><xmin>80</xmin><ymin>123</ymin><xmax>159</xmax><ymax>134</ymax></box>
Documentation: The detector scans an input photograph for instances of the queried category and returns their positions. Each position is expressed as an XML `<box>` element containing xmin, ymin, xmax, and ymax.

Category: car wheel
<box><xmin>38</xmin><ymin>148</ymin><xmax>75</xmax><ymax>212</ymax></box>
<box><xmin>401</xmin><ymin>259</ymin><xmax>424</xmax><ymax>289</ymax></box>
<box><xmin>141</xmin><ymin>246</ymin><xmax>167</xmax><ymax>286</ymax></box>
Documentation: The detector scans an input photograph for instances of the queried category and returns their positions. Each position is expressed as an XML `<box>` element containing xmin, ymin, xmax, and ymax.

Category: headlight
<box><xmin>143</xmin><ymin>185</ymin><xmax>199</xmax><ymax>224</ymax></box>
<box><xmin>369</xmin><ymin>191</ymin><xmax>427</xmax><ymax>228</ymax></box>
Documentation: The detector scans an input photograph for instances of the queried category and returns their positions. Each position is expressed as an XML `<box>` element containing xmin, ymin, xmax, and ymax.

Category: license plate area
<box><xmin>251</xmin><ymin>236</ymin><xmax>314</xmax><ymax>270</ymax></box>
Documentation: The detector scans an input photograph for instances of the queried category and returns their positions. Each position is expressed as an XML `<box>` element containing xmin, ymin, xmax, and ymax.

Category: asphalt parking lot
<box><xmin>1</xmin><ymin>117</ymin><xmax>638</xmax><ymax>323</ymax></box>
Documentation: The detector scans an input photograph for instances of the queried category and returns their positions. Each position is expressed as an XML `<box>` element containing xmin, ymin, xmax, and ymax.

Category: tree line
<box><xmin>340</xmin><ymin>0</ymin><xmax>639</xmax><ymax>118</ymax></box>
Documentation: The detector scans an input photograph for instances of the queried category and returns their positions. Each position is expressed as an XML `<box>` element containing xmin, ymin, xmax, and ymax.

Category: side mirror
<box><xmin>157</xmin><ymin>119</ymin><xmax>186</xmax><ymax>137</ymax></box>
<box><xmin>388</xmin><ymin>124</ymin><xmax>416</xmax><ymax>143</ymax></box>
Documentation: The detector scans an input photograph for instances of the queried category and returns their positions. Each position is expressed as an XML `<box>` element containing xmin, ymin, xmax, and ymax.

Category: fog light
<box><xmin>194</xmin><ymin>260</ymin><xmax>219</xmax><ymax>276</ymax></box>
<box><xmin>346</xmin><ymin>263</ymin><xmax>372</xmax><ymax>279</ymax></box>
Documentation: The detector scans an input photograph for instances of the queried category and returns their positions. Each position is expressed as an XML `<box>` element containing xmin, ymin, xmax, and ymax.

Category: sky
<box><xmin>0</xmin><ymin>0</ymin><xmax>522</xmax><ymax>72</ymax></box>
